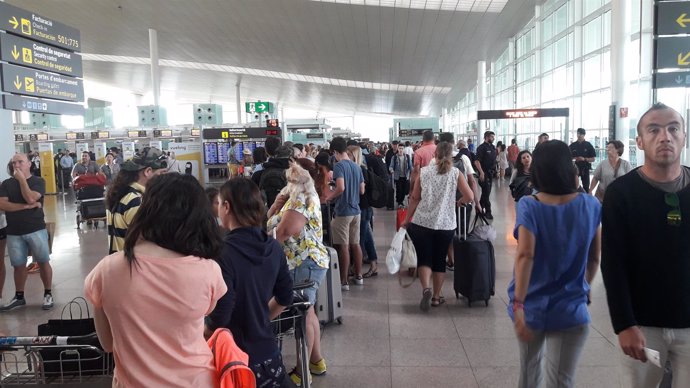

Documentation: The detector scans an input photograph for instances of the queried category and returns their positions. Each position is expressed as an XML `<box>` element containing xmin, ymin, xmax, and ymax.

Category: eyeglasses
<box><xmin>665</xmin><ymin>192</ymin><xmax>682</xmax><ymax>226</ymax></box>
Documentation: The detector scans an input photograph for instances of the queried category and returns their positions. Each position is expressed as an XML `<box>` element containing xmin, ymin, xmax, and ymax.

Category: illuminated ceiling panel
<box><xmin>308</xmin><ymin>0</ymin><xmax>509</xmax><ymax>12</ymax></box>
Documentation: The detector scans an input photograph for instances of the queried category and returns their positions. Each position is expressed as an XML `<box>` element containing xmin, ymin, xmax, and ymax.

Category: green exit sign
<box><xmin>245</xmin><ymin>101</ymin><xmax>274</xmax><ymax>114</ymax></box>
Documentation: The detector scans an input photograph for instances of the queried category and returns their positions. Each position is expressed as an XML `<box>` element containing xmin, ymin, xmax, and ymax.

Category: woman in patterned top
<box><xmin>267</xmin><ymin>163</ymin><xmax>330</xmax><ymax>386</ymax></box>
<box><xmin>402</xmin><ymin>142</ymin><xmax>474</xmax><ymax>311</ymax></box>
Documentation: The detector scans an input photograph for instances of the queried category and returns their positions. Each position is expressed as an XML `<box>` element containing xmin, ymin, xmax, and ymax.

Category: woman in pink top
<box><xmin>84</xmin><ymin>174</ymin><xmax>227</xmax><ymax>388</ymax></box>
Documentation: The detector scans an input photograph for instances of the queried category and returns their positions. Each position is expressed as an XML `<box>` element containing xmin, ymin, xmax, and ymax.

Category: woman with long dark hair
<box><xmin>402</xmin><ymin>142</ymin><xmax>473</xmax><ymax>311</ymax></box>
<box><xmin>509</xmin><ymin>150</ymin><xmax>534</xmax><ymax>206</ymax></box>
<box><xmin>85</xmin><ymin>174</ymin><xmax>226</xmax><ymax>387</ymax></box>
<box><xmin>508</xmin><ymin>140</ymin><xmax>601</xmax><ymax>388</ymax></box>
<box><xmin>207</xmin><ymin>177</ymin><xmax>294</xmax><ymax>388</ymax></box>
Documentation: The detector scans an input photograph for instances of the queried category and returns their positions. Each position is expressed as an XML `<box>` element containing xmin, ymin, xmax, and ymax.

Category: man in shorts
<box><xmin>326</xmin><ymin>137</ymin><xmax>365</xmax><ymax>291</ymax></box>
<box><xmin>0</xmin><ymin>153</ymin><xmax>53</xmax><ymax>311</ymax></box>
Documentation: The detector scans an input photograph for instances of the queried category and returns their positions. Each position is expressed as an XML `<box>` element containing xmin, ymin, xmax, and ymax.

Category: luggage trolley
<box><xmin>271</xmin><ymin>282</ymin><xmax>314</xmax><ymax>388</ymax></box>
<box><xmin>73</xmin><ymin>175</ymin><xmax>106</xmax><ymax>229</ymax></box>
<box><xmin>0</xmin><ymin>333</ymin><xmax>113</xmax><ymax>387</ymax></box>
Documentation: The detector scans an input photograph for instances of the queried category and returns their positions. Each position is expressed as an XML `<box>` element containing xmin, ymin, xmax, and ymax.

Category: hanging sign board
<box><xmin>0</xmin><ymin>2</ymin><xmax>81</xmax><ymax>52</ymax></box>
<box><xmin>1</xmin><ymin>64</ymin><xmax>84</xmax><ymax>102</ymax></box>
<box><xmin>0</xmin><ymin>33</ymin><xmax>82</xmax><ymax>77</ymax></box>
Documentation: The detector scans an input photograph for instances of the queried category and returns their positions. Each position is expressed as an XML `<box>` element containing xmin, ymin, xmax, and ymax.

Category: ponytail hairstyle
<box><xmin>434</xmin><ymin>141</ymin><xmax>453</xmax><ymax>175</ymax></box>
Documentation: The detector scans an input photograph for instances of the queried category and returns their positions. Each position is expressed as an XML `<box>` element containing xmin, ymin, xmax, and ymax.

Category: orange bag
<box><xmin>207</xmin><ymin>328</ymin><xmax>256</xmax><ymax>388</ymax></box>
<box><xmin>396</xmin><ymin>207</ymin><xmax>407</xmax><ymax>230</ymax></box>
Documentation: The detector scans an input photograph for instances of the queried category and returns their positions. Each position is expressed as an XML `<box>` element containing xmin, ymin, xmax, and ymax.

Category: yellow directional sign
<box><xmin>0</xmin><ymin>34</ymin><xmax>82</xmax><ymax>77</ymax></box>
<box><xmin>678</xmin><ymin>13</ymin><xmax>690</xmax><ymax>28</ymax></box>
<box><xmin>24</xmin><ymin>77</ymin><xmax>34</xmax><ymax>92</ymax></box>
<box><xmin>21</xmin><ymin>47</ymin><xmax>31</xmax><ymax>63</ymax></box>
<box><xmin>12</xmin><ymin>76</ymin><xmax>21</xmax><ymax>90</ymax></box>
<box><xmin>657</xmin><ymin>37</ymin><xmax>690</xmax><ymax>69</ymax></box>
<box><xmin>0</xmin><ymin>3</ymin><xmax>81</xmax><ymax>52</ymax></box>
<box><xmin>20</xmin><ymin>18</ymin><xmax>30</xmax><ymax>35</ymax></box>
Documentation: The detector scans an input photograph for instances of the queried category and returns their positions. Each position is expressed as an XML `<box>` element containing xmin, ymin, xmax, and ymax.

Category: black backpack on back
<box><xmin>365</xmin><ymin>167</ymin><xmax>387</xmax><ymax>208</ymax></box>
<box><xmin>259</xmin><ymin>167</ymin><xmax>287</xmax><ymax>208</ymax></box>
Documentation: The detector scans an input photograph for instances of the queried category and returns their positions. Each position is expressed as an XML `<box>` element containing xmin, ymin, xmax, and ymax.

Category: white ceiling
<box><xmin>8</xmin><ymin>0</ymin><xmax>538</xmax><ymax>117</ymax></box>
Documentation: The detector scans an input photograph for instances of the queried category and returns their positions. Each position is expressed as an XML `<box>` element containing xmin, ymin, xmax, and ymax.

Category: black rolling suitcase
<box><xmin>453</xmin><ymin>208</ymin><xmax>496</xmax><ymax>306</ymax></box>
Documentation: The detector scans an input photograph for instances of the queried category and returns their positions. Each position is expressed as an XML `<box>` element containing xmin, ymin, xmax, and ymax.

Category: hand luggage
<box><xmin>453</xmin><ymin>207</ymin><xmax>496</xmax><ymax>307</ymax></box>
<box><xmin>315</xmin><ymin>247</ymin><xmax>344</xmax><ymax>325</ymax></box>
<box><xmin>80</xmin><ymin>198</ymin><xmax>106</xmax><ymax>219</ymax></box>
<box><xmin>37</xmin><ymin>297</ymin><xmax>114</xmax><ymax>375</ymax></box>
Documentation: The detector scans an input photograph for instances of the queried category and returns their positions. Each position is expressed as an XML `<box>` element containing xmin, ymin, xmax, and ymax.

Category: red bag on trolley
<box><xmin>73</xmin><ymin>173</ymin><xmax>106</xmax><ymax>191</ymax></box>
<box><xmin>396</xmin><ymin>207</ymin><xmax>408</xmax><ymax>230</ymax></box>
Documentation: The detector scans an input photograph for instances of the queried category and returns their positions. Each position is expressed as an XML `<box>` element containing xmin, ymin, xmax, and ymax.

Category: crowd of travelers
<box><xmin>0</xmin><ymin>102</ymin><xmax>685</xmax><ymax>388</ymax></box>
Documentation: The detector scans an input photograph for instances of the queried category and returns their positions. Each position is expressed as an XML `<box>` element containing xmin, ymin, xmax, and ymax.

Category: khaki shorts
<box><xmin>331</xmin><ymin>215</ymin><xmax>361</xmax><ymax>245</ymax></box>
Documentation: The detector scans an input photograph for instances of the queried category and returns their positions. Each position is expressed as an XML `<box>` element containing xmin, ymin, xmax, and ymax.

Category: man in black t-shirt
<box><xmin>473</xmin><ymin>130</ymin><xmax>497</xmax><ymax>219</ymax></box>
<box><xmin>601</xmin><ymin>103</ymin><xmax>690</xmax><ymax>387</ymax></box>
<box><xmin>0</xmin><ymin>153</ymin><xmax>53</xmax><ymax>311</ymax></box>
<box><xmin>569</xmin><ymin>128</ymin><xmax>596</xmax><ymax>192</ymax></box>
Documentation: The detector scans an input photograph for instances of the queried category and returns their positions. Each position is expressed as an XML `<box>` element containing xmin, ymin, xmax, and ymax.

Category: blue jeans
<box><xmin>7</xmin><ymin>229</ymin><xmax>50</xmax><ymax>267</ymax></box>
<box><xmin>359</xmin><ymin>207</ymin><xmax>377</xmax><ymax>263</ymax></box>
<box><xmin>290</xmin><ymin>259</ymin><xmax>327</xmax><ymax>305</ymax></box>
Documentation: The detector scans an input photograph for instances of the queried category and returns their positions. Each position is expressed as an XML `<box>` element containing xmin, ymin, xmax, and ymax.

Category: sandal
<box><xmin>363</xmin><ymin>267</ymin><xmax>378</xmax><ymax>278</ymax></box>
<box><xmin>431</xmin><ymin>296</ymin><xmax>446</xmax><ymax>307</ymax></box>
<box><xmin>420</xmin><ymin>288</ymin><xmax>432</xmax><ymax>312</ymax></box>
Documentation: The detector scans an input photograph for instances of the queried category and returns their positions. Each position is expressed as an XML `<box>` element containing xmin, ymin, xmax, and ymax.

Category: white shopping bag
<box><xmin>386</xmin><ymin>228</ymin><xmax>407</xmax><ymax>274</ymax></box>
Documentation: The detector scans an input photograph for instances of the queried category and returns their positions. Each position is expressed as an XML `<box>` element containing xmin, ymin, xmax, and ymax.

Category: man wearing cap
<box><xmin>106</xmin><ymin>147</ymin><xmax>167</xmax><ymax>254</ymax></box>
<box><xmin>473</xmin><ymin>130</ymin><xmax>497</xmax><ymax>220</ymax></box>
<box><xmin>570</xmin><ymin>128</ymin><xmax>596</xmax><ymax>192</ymax></box>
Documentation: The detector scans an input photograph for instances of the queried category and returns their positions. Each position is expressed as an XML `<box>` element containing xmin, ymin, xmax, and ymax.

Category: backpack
<box><xmin>453</xmin><ymin>154</ymin><xmax>467</xmax><ymax>201</ymax></box>
<box><xmin>207</xmin><ymin>328</ymin><xmax>256</xmax><ymax>388</ymax></box>
<box><xmin>509</xmin><ymin>175</ymin><xmax>532</xmax><ymax>202</ymax></box>
<box><xmin>259</xmin><ymin>167</ymin><xmax>287</xmax><ymax>208</ymax></box>
<box><xmin>365</xmin><ymin>167</ymin><xmax>387</xmax><ymax>208</ymax></box>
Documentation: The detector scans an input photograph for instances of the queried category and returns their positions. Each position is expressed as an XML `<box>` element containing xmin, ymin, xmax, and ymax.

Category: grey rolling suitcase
<box><xmin>316</xmin><ymin>247</ymin><xmax>344</xmax><ymax>325</ymax></box>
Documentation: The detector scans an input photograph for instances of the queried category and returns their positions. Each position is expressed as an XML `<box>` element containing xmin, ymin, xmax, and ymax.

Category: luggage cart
<box><xmin>271</xmin><ymin>282</ymin><xmax>313</xmax><ymax>388</ymax></box>
<box><xmin>0</xmin><ymin>333</ymin><xmax>113</xmax><ymax>387</ymax></box>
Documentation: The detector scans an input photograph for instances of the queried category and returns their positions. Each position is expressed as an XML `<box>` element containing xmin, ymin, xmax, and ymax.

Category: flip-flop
<box><xmin>363</xmin><ymin>268</ymin><xmax>378</xmax><ymax>278</ymax></box>
<box><xmin>431</xmin><ymin>296</ymin><xmax>446</xmax><ymax>307</ymax></box>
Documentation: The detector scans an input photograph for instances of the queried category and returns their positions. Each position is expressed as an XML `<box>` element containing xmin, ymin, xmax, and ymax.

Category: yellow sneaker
<box><xmin>309</xmin><ymin>358</ymin><xmax>327</xmax><ymax>375</ymax></box>
<box><xmin>289</xmin><ymin>367</ymin><xmax>312</xmax><ymax>386</ymax></box>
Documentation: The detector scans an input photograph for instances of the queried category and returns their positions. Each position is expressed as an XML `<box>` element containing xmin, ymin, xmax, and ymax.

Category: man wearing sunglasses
<box><xmin>601</xmin><ymin>102</ymin><xmax>690</xmax><ymax>387</ymax></box>
<box><xmin>106</xmin><ymin>147</ymin><xmax>167</xmax><ymax>254</ymax></box>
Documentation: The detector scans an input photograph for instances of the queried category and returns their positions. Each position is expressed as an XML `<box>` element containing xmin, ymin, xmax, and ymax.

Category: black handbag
<box><xmin>37</xmin><ymin>297</ymin><xmax>113</xmax><ymax>375</ymax></box>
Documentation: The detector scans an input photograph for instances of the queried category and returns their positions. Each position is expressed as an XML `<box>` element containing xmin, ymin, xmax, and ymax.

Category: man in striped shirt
<box><xmin>106</xmin><ymin>148</ymin><xmax>167</xmax><ymax>253</ymax></box>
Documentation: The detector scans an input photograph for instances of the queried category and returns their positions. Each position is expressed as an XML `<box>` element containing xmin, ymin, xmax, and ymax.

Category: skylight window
<box><xmin>81</xmin><ymin>54</ymin><xmax>452</xmax><ymax>94</ymax></box>
<box><xmin>308</xmin><ymin>0</ymin><xmax>509</xmax><ymax>13</ymax></box>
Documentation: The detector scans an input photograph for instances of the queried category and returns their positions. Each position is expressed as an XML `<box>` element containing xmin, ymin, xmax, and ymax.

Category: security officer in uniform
<box><xmin>569</xmin><ymin>128</ymin><xmax>596</xmax><ymax>192</ymax></box>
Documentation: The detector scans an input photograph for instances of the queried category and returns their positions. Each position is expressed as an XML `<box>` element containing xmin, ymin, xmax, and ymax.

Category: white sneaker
<box><xmin>42</xmin><ymin>294</ymin><xmax>54</xmax><ymax>310</ymax></box>
<box><xmin>341</xmin><ymin>283</ymin><xmax>350</xmax><ymax>291</ymax></box>
<box><xmin>353</xmin><ymin>276</ymin><xmax>364</xmax><ymax>285</ymax></box>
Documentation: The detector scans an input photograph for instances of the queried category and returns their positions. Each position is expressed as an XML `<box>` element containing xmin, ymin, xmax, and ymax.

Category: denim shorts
<box><xmin>290</xmin><ymin>258</ymin><xmax>328</xmax><ymax>305</ymax></box>
<box><xmin>7</xmin><ymin>229</ymin><xmax>50</xmax><ymax>267</ymax></box>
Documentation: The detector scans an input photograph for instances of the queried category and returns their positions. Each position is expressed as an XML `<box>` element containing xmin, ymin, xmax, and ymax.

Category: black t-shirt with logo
<box><xmin>569</xmin><ymin>140</ymin><xmax>596</xmax><ymax>169</ymax></box>
<box><xmin>0</xmin><ymin>176</ymin><xmax>46</xmax><ymax>235</ymax></box>
<box><xmin>475</xmin><ymin>142</ymin><xmax>497</xmax><ymax>174</ymax></box>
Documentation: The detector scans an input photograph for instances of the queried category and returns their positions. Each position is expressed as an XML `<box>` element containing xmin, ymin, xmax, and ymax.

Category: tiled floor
<box><xmin>0</xmin><ymin>182</ymin><xmax>626</xmax><ymax>387</ymax></box>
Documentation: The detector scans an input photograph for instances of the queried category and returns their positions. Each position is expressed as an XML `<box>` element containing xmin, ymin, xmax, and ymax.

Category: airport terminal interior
<box><xmin>0</xmin><ymin>0</ymin><xmax>687</xmax><ymax>387</ymax></box>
